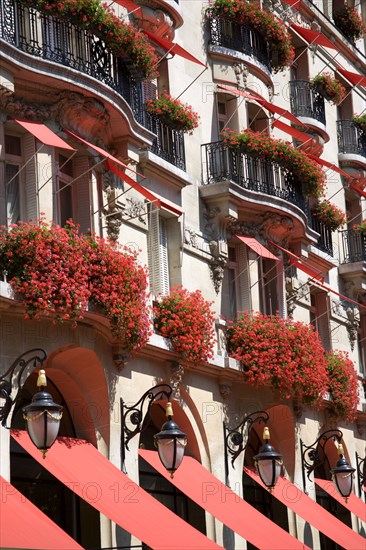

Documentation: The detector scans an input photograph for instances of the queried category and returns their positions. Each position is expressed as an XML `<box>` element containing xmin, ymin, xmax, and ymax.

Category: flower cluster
<box><xmin>0</xmin><ymin>221</ymin><xmax>151</xmax><ymax>352</ymax></box>
<box><xmin>153</xmin><ymin>286</ymin><xmax>215</xmax><ymax>363</ymax></box>
<box><xmin>221</xmin><ymin>129</ymin><xmax>326</xmax><ymax>197</ymax></box>
<box><xmin>352</xmin><ymin>220</ymin><xmax>366</xmax><ymax>234</ymax></box>
<box><xmin>19</xmin><ymin>0</ymin><xmax>158</xmax><ymax>78</ymax></box>
<box><xmin>325</xmin><ymin>351</ymin><xmax>359</xmax><ymax>421</ymax></box>
<box><xmin>352</xmin><ymin>113</ymin><xmax>366</xmax><ymax>130</ymax></box>
<box><xmin>226</xmin><ymin>313</ymin><xmax>329</xmax><ymax>407</ymax></box>
<box><xmin>145</xmin><ymin>93</ymin><xmax>200</xmax><ymax>133</ymax></box>
<box><xmin>333</xmin><ymin>5</ymin><xmax>366</xmax><ymax>42</ymax></box>
<box><xmin>310</xmin><ymin>73</ymin><xmax>347</xmax><ymax>106</ymax></box>
<box><xmin>208</xmin><ymin>0</ymin><xmax>294</xmax><ymax>72</ymax></box>
<box><xmin>311</xmin><ymin>200</ymin><xmax>347</xmax><ymax>230</ymax></box>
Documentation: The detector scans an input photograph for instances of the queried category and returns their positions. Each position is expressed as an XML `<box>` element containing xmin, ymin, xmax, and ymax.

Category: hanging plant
<box><xmin>153</xmin><ymin>286</ymin><xmax>215</xmax><ymax>363</ymax></box>
<box><xmin>226</xmin><ymin>312</ymin><xmax>329</xmax><ymax>407</ymax></box>
<box><xmin>0</xmin><ymin>220</ymin><xmax>151</xmax><ymax>352</ymax></box>
<box><xmin>221</xmin><ymin>128</ymin><xmax>326</xmax><ymax>198</ymax></box>
<box><xmin>352</xmin><ymin>113</ymin><xmax>366</xmax><ymax>132</ymax></box>
<box><xmin>352</xmin><ymin>220</ymin><xmax>366</xmax><ymax>235</ymax></box>
<box><xmin>311</xmin><ymin>200</ymin><xmax>347</xmax><ymax>230</ymax></box>
<box><xmin>145</xmin><ymin>93</ymin><xmax>200</xmax><ymax>133</ymax></box>
<box><xmin>325</xmin><ymin>351</ymin><xmax>359</xmax><ymax>421</ymax></box>
<box><xmin>19</xmin><ymin>0</ymin><xmax>159</xmax><ymax>78</ymax></box>
<box><xmin>207</xmin><ymin>0</ymin><xmax>295</xmax><ymax>72</ymax></box>
<box><xmin>310</xmin><ymin>73</ymin><xmax>347</xmax><ymax>106</ymax></box>
<box><xmin>333</xmin><ymin>5</ymin><xmax>366</xmax><ymax>42</ymax></box>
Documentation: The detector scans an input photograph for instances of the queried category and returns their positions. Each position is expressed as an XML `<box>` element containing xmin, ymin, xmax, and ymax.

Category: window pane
<box><xmin>5</xmin><ymin>164</ymin><xmax>20</xmax><ymax>225</ymax></box>
<box><xmin>5</xmin><ymin>135</ymin><xmax>21</xmax><ymax>156</ymax></box>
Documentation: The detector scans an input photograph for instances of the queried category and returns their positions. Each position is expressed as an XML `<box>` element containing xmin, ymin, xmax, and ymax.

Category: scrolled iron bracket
<box><xmin>300</xmin><ymin>429</ymin><xmax>343</xmax><ymax>494</ymax></box>
<box><xmin>0</xmin><ymin>349</ymin><xmax>47</xmax><ymax>427</ymax></box>
<box><xmin>356</xmin><ymin>452</ymin><xmax>365</xmax><ymax>500</ymax></box>
<box><xmin>224</xmin><ymin>410</ymin><xmax>269</xmax><ymax>476</ymax></box>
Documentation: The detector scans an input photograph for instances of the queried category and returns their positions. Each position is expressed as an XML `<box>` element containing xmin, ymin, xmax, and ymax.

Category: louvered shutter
<box><xmin>74</xmin><ymin>156</ymin><xmax>91</xmax><ymax>234</ymax></box>
<box><xmin>23</xmin><ymin>134</ymin><xmax>38</xmax><ymax>221</ymax></box>
<box><xmin>237</xmin><ymin>244</ymin><xmax>251</xmax><ymax>312</ymax></box>
<box><xmin>159</xmin><ymin>217</ymin><xmax>169</xmax><ymax>295</ymax></box>
<box><xmin>147</xmin><ymin>206</ymin><xmax>170</xmax><ymax>296</ymax></box>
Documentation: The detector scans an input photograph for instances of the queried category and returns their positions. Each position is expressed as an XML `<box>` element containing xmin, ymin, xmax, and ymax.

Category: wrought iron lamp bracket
<box><xmin>300</xmin><ymin>429</ymin><xmax>343</xmax><ymax>494</ymax></box>
<box><xmin>224</xmin><ymin>410</ymin><xmax>269</xmax><ymax>470</ymax></box>
<box><xmin>0</xmin><ymin>349</ymin><xmax>47</xmax><ymax>427</ymax></box>
<box><xmin>356</xmin><ymin>452</ymin><xmax>365</xmax><ymax>500</ymax></box>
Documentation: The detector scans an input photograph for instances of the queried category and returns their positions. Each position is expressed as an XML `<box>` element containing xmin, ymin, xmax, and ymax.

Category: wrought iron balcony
<box><xmin>201</xmin><ymin>141</ymin><xmax>307</xmax><ymax>212</ymax></box>
<box><xmin>289</xmin><ymin>80</ymin><xmax>326</xmax><ymax>125</ymax></box>
<box><xmin>339</xmin><ymin>229</ymin><xmax>366</xmax><ymax>264</ymax></box>
<box><xmin>145</xmin><ymin>115</ymin><xmax>186</xmax><ymax>171</ymax></box>
<box><xmin>337</xmin><ymin>120</ymin><xmax>366</xmax><ymax>157</ymax></box>
<box><xmin>207</xmin><ymin>14</ymin><xmax>271</xmax><ymax>70</ymax></box>
<box><xmin>0</xmin><ymin>0</ymin><xmax>145</xmax><ymax>124</ymax></box>
<box><xmin>310</xmin><ymin>213</ymin><xmax>333</xmax><ymax>256</ymax></box>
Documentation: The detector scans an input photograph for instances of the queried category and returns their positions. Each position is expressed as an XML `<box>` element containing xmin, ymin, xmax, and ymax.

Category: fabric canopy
<box><xmin>314</xmin><ymin>479</ymin><xmax>366</xmax><ymax>523</ymax></box>
<box><xmin>113</xmin><ymin>0</ymin><xmax>142</xmax><ymax>16</ymax></box>
<box><xmin>12</xmin><ymin>431</ymin><xmax>221</xmax><ymax>550</ymax></box>
<box><xmin>15</xmin><ymin>120</ymin><xmax>75</xmax><ymax>150</ymax></box>
<box><xmin>336</xmin><ymin>67</ymin><xmax>366</xmax><ymax>87</ymax></box>
<box><xmin>244</xmin><ymin>468</ymin><xmax>366</xmax><ymax>550</ymax></box>
<box><xmin>65</xmin><ymin>130</ymin><xmax>143</xmax><ymax>183</ymax></box>
<box><xmin>0</xmin><ymin>476</ymin><xmax>82</xmax><ymax>549</ymax></box>
<box><xmin>140</xmin><ymin>449</ymin><xmax>309</xmax><ymax>550</ymax></box>
<box><xmin>235</xmin><ymin>234</ymin><xmax>279</xmax><ymax>261</ymax></box>
<box><xmin>291</xmin><ymin>25</ymin><xmax>337</xmax><ymax>50</ymax></box>
<box><xmin>307</xmin><ymin>154</ymin><xmax>352</xmax><ymax>179</ymax></box>
<box><xmin>281</xmin><ymin>0</ymin><xmax>304</xmax><ymax>7</ymax></box>
<box><xmin>272</xmin><ymin>120</ymin><xmax>312</xmax><ymax>143</ymax></box>
<box><xmin>143</xmin><ymin>30</ymin><xmax>206</xmax><ymax>67</ymax></box>
<box><xmin>106</xmin><ymin>161</ymin><xmax>183</xmax><ymax>215</ymax></box>
<box><xmin>217</xmin><ymin>85</ymin><xmax>259</xmax><ymax>101</ymax></box>
<box><xmin>269</xmin><ymin>241</ymin><xmax>324</xmax><ymax>282</ymax></box>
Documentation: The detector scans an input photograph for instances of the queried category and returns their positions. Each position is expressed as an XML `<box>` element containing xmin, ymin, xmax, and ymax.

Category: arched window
<box><xmin>10</xmin><ymin>372</ymin><xmax>101</xmax><ymax>548</ymax></box>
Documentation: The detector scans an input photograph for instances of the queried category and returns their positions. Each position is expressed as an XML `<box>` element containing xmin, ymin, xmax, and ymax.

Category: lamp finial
<box><xmin>166</xmin><ymin>401</ymin><xmax>174</xmax><ymax>418</ymax></box>
<box><xmin>338</xmin><ymin>443</ymin><xmax>344</xmax><ymax>456</ymax></box>
<box><xmin>37</xmin><ymin>370</ymin><xmax>47</xmax><ymax>388</ymax></box>
<box><xmin>263</xmin><ymin>426</ymin><xmax>270</xmax><ymax>441</ymax></box>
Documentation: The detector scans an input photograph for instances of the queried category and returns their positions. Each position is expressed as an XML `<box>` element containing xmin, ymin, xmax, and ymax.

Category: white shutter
<box><xmin>74</xmin><ymin>156</ymin><xmax>91</xmax><ymax>234</ymax></box>
<box><xmin>23</xmin><ymin>134</ymin><xmax>38</xmax><ymax>221</ymax></box>
<box><xmin>237</xmin><ymin>244</ymin><xmax>251</xmax><ymax>313</ymax></box>
<box><xmin>147</xmin><ymin>206</ymin><xmax>170</xmax><ymax>296</ymax></box>
<box><xmin>159</xmin><ymin>217</ymin><xmax>169</xmax><ymax>295</ymax></box>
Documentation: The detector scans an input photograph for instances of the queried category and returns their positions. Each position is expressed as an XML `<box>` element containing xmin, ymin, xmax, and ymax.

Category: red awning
<box><xmin>350</xmin><ymin>183</ymin><xmax>366</xmax><ymax>198</ymax></box>
<box><xmin>291</xmin><ymin>25</ymin><xmax>337</xmax><ymax>50</ymax></box>
<box><xmin>268</xmin><ymin>241</ymin><xmax>324</xmax><ymax>282</ymax></box>
<box><xmin>244</xmin><ymin>468</ymin><xmax>366</xmax><ymax>550</ymax></box>
<box><xmin>15</xmin><ymin>120</ymin><xmax>75</xmax><ymax>150</ymax></box>
<box><xmin>0</xmin><ymin>476</ymin><xmax>82</xmax><ymax>549</ymax></box>
<box><xmin>65</xmin><ymin>130</ymin><xmax>143</xmax><ymax>183</ymax></box>
<box><xmin>217</xmin><ymin>85</ymin><xmax>258</xmax><ymax>101</ymax></box>
<box><xmin>143</xmin><ymin>30</ymin><xmax>206</xmax><ymax>67</ymax></box>
<box><xmin>281</xmin><ymin>0</ymin><xmax>304</xmax><ymax>7</ymax></box>
<box><xmin>139</xmin><ymin>449</ymin><xmax>309</xmax><ymax>550</ymax></box>
<box><xmin>307</xmin><ymin>154</ymin><xmax>352</xmax><ymax>179</ymax></box>
<box><xmin>272</xmin><ymin>120</ymin><xmax>312</xmax><ymax>143</ymax></box>
<box><xmin>336</xmin><ymin>67</ymin><xmax>366</xmax><ymax>87</ymax></box>
<box><xmin>106</xmin><ymin>161</ymin><xmax>183</xmax><ymax>216</ymax></box>
<box><xmin>113</xmin><ymin>0</ymin><xmax>142</xmax><ymax>16</ymax></box>
<box><xmin>235</xmin><ymin>235</ymin><xmax>279</xmax><ymax>261</ymax></box>
<box><xmin>315</xmin><ymin>479</ymin><xmax>366</xmax><ymax>523</ymax></box>
<box><xmin>12</xmin><ymin>431</ymin><xmax>219</xmax><ymax>550</ymax></box>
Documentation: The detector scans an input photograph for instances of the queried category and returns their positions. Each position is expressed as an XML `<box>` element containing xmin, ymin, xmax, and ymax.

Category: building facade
<box><xmin>0</xmin><ymin>0</ymin><xmax>366</xmax><ymax>548</ymax></box>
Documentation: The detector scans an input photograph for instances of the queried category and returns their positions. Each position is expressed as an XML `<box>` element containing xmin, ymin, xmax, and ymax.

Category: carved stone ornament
<box><xmin>0</xmin><ymin>85</ymin><xmax>109</xmax><ymax>143</ymax></box>
<box><xmin>184</xmin><ymin>226</ymin><xmax>199</xmax><ymax>248</ymax></box>
<box><xmin>232</xmin><ymin>62</ymin><xmax>249</xmax><ymax>89</ymax></box>
<box><xmin>204</xmin><ymin>206</ymin><xmax>228</xmax><ymax>294</ymax></box>
<box><xmin>258</xmin><ymin>212</ymin><xmax>294</xmax><ymax>245</ymax></box>
<box><xmin>102</xmin><ymin>172</ymin><xmax>124</xmax><ymax>242</ymax></box>
<box><xmin>112</xmin><ymin>344</ymin><xmax>130</xmax><ymax>370</ymax></box>
<box><xmin>218</xmin><ymin>378</ymin><xmax>232</xmax><ymax>399</ymax></box>
<box><xmin>169</xmin><ymin>361</ymin><xmax>185</xmax><ymax>400</ymax></box>
<box><xmin>125</xmin><ymin>197</ymin><xmax>146</xmax><ymax>224</ymax></box>
<box><xmin>132</xmin><ymin>6</ymin><xmax>174</xmax><ymax>40</ymax></box>
<box><xmin>345</xmin><ymin>306</ymin><xmax>360</xmax><ymax>352</ymax></box>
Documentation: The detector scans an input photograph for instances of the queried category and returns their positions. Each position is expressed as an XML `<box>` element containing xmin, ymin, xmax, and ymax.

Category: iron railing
<box><xmin>339</xmin><ymin>229</ymin><xmax>366</xmax><ymax>264</ymax></box>
<box><xmin>337</xmin><ymin>120</ymin><xmax>366</xmax><ymax>157</ymax></box>
<box><xmin>310</xmin><ymin>213</ymin><xmax>334</xmax><ymax>256</ymax></box>
<box><xmin>145</xmin><ymin>115</ymin><xmax>186</xmax><ymax>171</ymax></box>
<box><xmin>0</xmin><ymin>0</ymin><xmax>187</xmax><ymax>169</ymax></box>
<box><xmin>202</xmin><ymin>141</ymin><xmax>307</xmax><ymax>212</ymax></box>
<box><xmin>289</xmin><ymin>80</ymin><xmax>326</xmax><ymax>125</ymax></box>
<box><xmin>207</xmin><ymin>12</ymin><xmax>271</xmax><ymax>70</ymax></box>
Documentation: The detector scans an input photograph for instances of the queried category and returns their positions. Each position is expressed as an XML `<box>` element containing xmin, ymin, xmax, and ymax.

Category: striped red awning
<box><xmin>235</xmin><ymin>235</ymin><xmax>279</xmax><ymax>261</ymax></box>
<box><xmin>15</xmin><ymin>120</ymin><xmax>74</xmax><ymax>150</ymax></box>
<box><xmin>292</xmin><ymin>25</ymin><xmax>337</xmax><ymax>50</ymax></box>
<box><xmin>143</xmin><ymin>30</ymin><xmax>206</xmax><ymax>67</ymax></box>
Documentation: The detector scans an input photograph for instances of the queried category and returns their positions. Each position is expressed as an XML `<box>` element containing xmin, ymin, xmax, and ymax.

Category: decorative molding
<box><xmin>204</xmin><ymin>207</ymin><xmax>228</xmax><ymax>294</ymax></box>
<box><xmin>218</xmin><ymin>378</ymin><xmax>232</xmax><ymax>399</ymax></box>
<box><xmin>124</xmin><ymin>197</ymin><xmax>147</xmax><ymax>224</ymax></box>
<box><xmin>133</xmin><ymin>6</ymin><xmax>174</xmax><ymax>39</ymax></box>
<box><xmin>102</xmin><ymin>172</ymin><xmax>124</xmax><ymax>242</ymax></box>
<box><xmin>169</xmin><ymin>361</ymin><xmax>185</xmax><ymax>399</ymax></box>
<box><xmin>112</xmin><ymin>344</ymin><xmax>130</xmax><ymax>370</ymax></box>
<box><xmin>184</xmin><ymin>226</ymin><xmax>199</xmax><ymax>248</ymax></box>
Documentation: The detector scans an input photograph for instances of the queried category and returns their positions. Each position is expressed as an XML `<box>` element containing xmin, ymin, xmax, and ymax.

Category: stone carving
<box><xmin>125</xmin><ymin>197</ymin><xmax>146</xmax><ymax>224</ymax></box>
<box><xmin>169</xmin><ymin>361</ymin><xmax>185</xmax><ymax>400</ymax></box>
<box><xmin>258</xmin><ymin>212</ymin><xmax>294</xmax><ymax>245</ymax></box>
<box><xmin>103</xmin><ymin>172</ymin><xmax>123</xmax><ymax>242</ymax></box>
<box><xmin>286</xmin><ymin>277</ymin><xmax>311</xmax><ymax>316</ymax></box>
<box><xmin>345</xmin><ymin>307</ymin><xmax>359</xmax><ymax>351</ymax></box>
<box><xmin>233</xmin><ymin>62</ymin><xmax>249</xmax><ymax>89</ymax></box>
<box><xmin>204</xmin><ymin>207</ymin><xmax>228</xmax><ymax>294</ymax></box>
<box><xmin>112</xmin><ymin>344</ymin><xmax>130</xmax><ymax>370</ymax></box>
<box><xmin>227</xmin><ymin>219</ymin><xmax>258</xmax><ymax>237</ymax></box>
<box><xmin>0</xmin><ymin>84</ymin><xmax>50</xmax><ymax>121</ymax></box>
<box><xmin>218</xmin><ymin>378</ymin><xmax>232</xmax><ymax>399</ymax></box>
<box><xmin>133</xmin><ymin>6</ymin><xmax>173</xmax><ymax>40</ymax></box>
<box><xmin>184</xmin><ymin>226</ymin><xmax>199</xmax><ymax>248</ymax></box>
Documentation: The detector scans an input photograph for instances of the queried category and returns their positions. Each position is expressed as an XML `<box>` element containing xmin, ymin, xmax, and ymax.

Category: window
<box><xmin>4</xmin><ymin>135</ymin><xmax>22</xmax><ymax>226</ymax></box>
<box><xmin>259</xmin><ymin>258</ymin><xmax>279</xmax><ymax>316</ymax></box>
<box><xmin>358</xmin><ymin>315</ymin><xmax>366</xmax><ymax>377</ymax></box>
<box><xmin>310</xmin><ymin>289</ymin><xmax>331</xmax><ymax>350</ymax></box>
<box><xmin>148</xmin><ymin>206</ymin><xmax>170</xmax><ymax>296</ymax></box>
<box><xmin>222</xmin><ymin>243</ymin><xmax>251</xmax><ymax>320</ymax></box>
<box><xmin>56</xmin><ymin>154</ymin><xmax>74</xmax><ymax>227</ymax></box>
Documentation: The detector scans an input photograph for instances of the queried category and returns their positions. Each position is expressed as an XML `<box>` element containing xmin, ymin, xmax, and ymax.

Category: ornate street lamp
<box><xmin>301</xmin><ymin>429</ymin><xmax>355</xmax><ymax>502</ymax></box>
<box><xmin>154</xmin><ymin>401</ymin><xmax>187</xmax><ymax>478</ymax></box>
<box><xmin>121</xmin><ymin>384</ymin><xmax>187</xmax><ymax>477</ymax></box>
<box><xmin>224</xmin><ymin>410</ymin><xmax>283</xmax><ymax>491</ymax></box>
<box><xmin>23</xmin><ymin>370</ymin><xmax>63</xmax><ymax>459</ymax></box>
<box><xmin>254</xmin><ymin>427</ymin><xmax>283</xmax><ymax>492</ymax></box>
<box><xmin>331</xmin><ymin>443</ymin><xmax>355</xmax><ymax>502</ymax></box>
<box><xmin>0</xmin><ymin>349</ymin><xmax>62</xmax><ymax>458</ymax></box>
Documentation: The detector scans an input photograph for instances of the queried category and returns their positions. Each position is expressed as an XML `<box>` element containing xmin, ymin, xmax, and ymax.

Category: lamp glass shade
<box><xmin>256</xmin><ymin>457</ymin><xmax>282</xmax><ymax>488</ymax></box>
<box><xmin>331</xmin><ymin>454</ymin><xmax>355</xmax><ymax>499</ymax></box>
<box><xmin>156</xmin><ymin>436</ymin><xmax>186</xmax><ymax>474</ymax></box>
<box><xmin>23</xmin><ymin>390</ymin><xmax>63</xmax><ymax>457</ymax></box>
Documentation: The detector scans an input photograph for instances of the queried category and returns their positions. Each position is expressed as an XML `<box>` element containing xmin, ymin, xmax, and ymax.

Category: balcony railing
<box><xmin>310</xmin><ymin>213</ymin><xmax>333</xmax><ymax>256</ymax></box>
<box><xmin>337</xmin><ymin>120</ymin><xmax>366</xmax><ymax>158</ymax></box>
<box><xmin>202</xmin><ymin>141</ymin><xmax>307</xmax><ymax>212</ymax></box>
<box><xmin>339</xmin><ymin>229</ymin><xmax>366</xmax><ymax>264</ymax></box>
<box><xmin>145</xmin><ymin>115</ymin><xmax>186</xmax><ymax>171</ymax></box>
<box><xmin>289</xmin><ymin>81</ymin><xmax>326</xmax><ymax>125</ymax></box>
<box><xmin>207</xmin><ymin>14</ymin><xmax>271</xmax><ymax>70</ymax></box>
